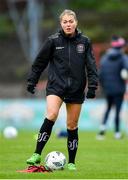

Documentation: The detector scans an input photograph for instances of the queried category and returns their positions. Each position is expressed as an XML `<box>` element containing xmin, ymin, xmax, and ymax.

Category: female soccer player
<box><xmin>26</xmin><ymin>9</ymin><xmax>98</xmax><ymax>170</ymax></box>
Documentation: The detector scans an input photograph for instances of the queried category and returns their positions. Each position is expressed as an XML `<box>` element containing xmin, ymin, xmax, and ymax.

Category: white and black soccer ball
<box><xmin>44</xmin><ymin>151</ymin><xmax>66</xmax><ymax>170</ymax></box>
<box><xmin>3</xmin><ymin>126</ymin><xmax>18</xmax><ymax>139</ymax></box>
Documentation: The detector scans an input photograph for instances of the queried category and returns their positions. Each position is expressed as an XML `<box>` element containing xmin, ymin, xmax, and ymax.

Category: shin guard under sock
<box><xmin>35</xmin><ymin>118</ymin><xmax>54</xmax><ymax>155</ymax></box>
<box><xmin>67</xmin><ymin>128</ymin><xmax>78</xmax><ymax>164</ymax></box>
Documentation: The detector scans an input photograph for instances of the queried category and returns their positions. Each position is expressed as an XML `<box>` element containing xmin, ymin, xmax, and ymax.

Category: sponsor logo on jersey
<box><xmin>56</xmin><ymin>47</ymin><xmax>65</xmax><ymax>50</ymax></box>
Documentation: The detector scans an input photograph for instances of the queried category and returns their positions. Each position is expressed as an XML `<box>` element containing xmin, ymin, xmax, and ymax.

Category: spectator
<box><xmin>97</xmin><ymin>35</ymin><xmax>128</xmax><ymax>140</ymax></box>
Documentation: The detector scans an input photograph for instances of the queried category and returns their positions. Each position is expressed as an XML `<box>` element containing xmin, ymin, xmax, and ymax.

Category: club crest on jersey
<box><xmin>76</xmin><ymin>44</ymin><xmax>85</xmax><ymax>53</ymax></box>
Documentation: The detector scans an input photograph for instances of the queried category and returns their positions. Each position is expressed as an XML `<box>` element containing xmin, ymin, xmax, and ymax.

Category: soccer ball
<box><xmin>44</xmin><ymin>151</ymin><xmax>66</xmax><ymax>170</ymax></box>
<box><xmin>3</xmin><ymin>126</ymin><xmax>18</xmax><ymax>139</ymax></box>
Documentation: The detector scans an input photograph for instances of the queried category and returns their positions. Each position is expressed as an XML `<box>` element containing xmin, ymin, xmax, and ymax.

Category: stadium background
<box><xmin>0</xmin><ymin>1</ymin><xmax>128</xmax><ymax>179</ymax></box>
<box><xmin>0</xmin><ymin>0</ymin><xmax>128</xmax><ymax>132</ymax></box>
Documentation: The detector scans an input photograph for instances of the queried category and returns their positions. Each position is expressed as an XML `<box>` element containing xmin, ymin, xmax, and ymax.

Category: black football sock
<box><xmin>67</xmin><ymin>128</ymin><xmax>78</xmax><ymax>164</ymax></box>
<box><xmin>35</xmin><ymin>118</ymin><xmax>54</xmax><ymax>155</ymax></box>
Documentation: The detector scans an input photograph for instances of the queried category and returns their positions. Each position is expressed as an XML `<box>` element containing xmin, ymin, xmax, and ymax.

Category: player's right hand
<box><xmin>27</xmin><ymin>82</ymin><xmax>36</xmax><ymax>94</ymax></box>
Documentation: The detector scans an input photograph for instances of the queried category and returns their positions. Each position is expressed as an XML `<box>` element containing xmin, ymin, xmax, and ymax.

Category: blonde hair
<box><xmin>59</xmin><ymin>9</ymin><xmax>78</xmax><ymax>22</ymax></box>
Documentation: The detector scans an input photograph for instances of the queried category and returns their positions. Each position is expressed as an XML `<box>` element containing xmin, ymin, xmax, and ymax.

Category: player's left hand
<box><xmin>86</xmin><ymin>88</ymin><xmax>95</xmax><ymax>99</ymax></box>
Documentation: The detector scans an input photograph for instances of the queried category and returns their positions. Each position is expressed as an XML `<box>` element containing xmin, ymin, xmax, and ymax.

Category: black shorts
<box><xmin>46</xmin><ymin>89</ymin><xmax>85</xmax><ymax>104</ymax></box>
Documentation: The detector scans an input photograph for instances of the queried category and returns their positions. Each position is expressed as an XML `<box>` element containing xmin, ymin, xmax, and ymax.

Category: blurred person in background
<box><xmin>26</xmin><ymin>9</ymin><xmax>98</xmax><ymax>170</ymax></box>
<box><xmin>97</xmin><ymin>35</ymin><xmax>128</xmax><ymax>140</ymax></box>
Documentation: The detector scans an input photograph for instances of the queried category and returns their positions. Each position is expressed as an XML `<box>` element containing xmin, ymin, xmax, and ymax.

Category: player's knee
<box><xmin>67</xmin><ymin>121</ymin><xmax>77</xmax><ymax>130</ymax></box>
<box><xmin>47</xmin><ymin>110</ymin><xmax>58</xmax><ymax>120</ymax></box>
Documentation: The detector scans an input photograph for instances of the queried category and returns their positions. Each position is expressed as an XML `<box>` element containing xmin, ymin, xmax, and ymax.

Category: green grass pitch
<box><xmin>0</xmin><ymin>131</ymin><xmax>128</xmax><ymax>179</ymax></box>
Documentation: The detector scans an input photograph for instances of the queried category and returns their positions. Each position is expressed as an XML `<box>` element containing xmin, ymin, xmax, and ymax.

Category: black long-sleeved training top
<box><xmin>27</xmin><ymin>29</ymin><xmax>98</xmax><ymax>94</ymax></box>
